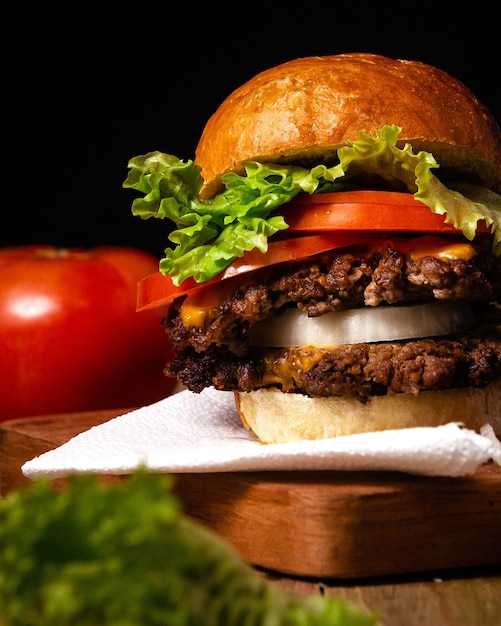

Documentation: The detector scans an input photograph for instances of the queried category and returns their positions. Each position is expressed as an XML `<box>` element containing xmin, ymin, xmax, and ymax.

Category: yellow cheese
<box><xmin>180</xmin><ymin>281</ymin><xmax>236</xmax><ymax>328</ymax></box>
<box><xmin>401</xmin><ymin>236</ymin><xmax>477</xmax><ymax>261</ymax></box>
<box><xmin>261</xmin><ymin>347</ymin><xmax>325</xmax><ymax>391</ymax></box>
<box><xmin>180</xmin><ymin>301</ymin><xmax>213</xmax><ymax>328</ymax></box>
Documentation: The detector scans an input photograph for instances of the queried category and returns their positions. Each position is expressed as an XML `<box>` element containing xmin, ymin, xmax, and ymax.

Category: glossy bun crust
<box><xmin>195</xmin><ymin>53</ymin><xmax>501</xmax><ymax>198</ymax></box>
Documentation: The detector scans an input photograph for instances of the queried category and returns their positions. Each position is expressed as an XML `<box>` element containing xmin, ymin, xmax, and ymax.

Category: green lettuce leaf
<box><xmin>124</xmin><ymin>125</ymin><xmax>501</xmax><ymax>285</ymax></box>
<box><xmin>419</xmin><ymin>180</ymin><xmax>501</xmax><ymax>256</ymax></box>
<box><xmin>0</xmin><ymin>471</ymin><xmax>379</xmax><ymax>625</ymax></box>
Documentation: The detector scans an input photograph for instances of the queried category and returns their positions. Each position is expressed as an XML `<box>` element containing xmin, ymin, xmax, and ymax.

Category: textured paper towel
<box><xmin>22</xmin><ymin>387</ymin><xmax>501</xmax><ymax>479</ymax></box>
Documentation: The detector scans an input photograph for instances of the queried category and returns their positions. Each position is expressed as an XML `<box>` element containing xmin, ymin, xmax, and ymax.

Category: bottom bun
<box><xmin>234</xmin><ymin>382</ymin><xmax>501</xmax><ymax>443</ymax></box>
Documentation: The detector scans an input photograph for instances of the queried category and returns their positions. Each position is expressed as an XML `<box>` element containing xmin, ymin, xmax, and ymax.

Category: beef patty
<box><xmin>165</xmin><ymin>240</ymin><xmax>501</xmax><ymax>397</ymax></box>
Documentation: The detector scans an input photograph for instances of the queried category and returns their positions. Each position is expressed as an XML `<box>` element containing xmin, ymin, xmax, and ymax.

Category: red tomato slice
<box><xmin>284</xmin><ymin>190</ymin><xmax>490</xmax><ymax>234</ymax></box>
<box><xmin>137</xmin><ymin>190</ymin><xmax>490</xmax><ymax>311</ymax></box>
<box><xmin>137</xmin><ymin>231</ymin><xmax>374</xmax><ymax>311</ymax></box>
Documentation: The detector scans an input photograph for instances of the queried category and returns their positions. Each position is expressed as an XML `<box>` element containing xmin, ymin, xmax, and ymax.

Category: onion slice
<box><xmin>248</xmin><ymin>301</ymin><xmax>474</xmax><ymax>347</ymax></box>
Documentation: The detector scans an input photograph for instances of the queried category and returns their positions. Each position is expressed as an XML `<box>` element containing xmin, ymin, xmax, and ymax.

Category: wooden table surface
<box><xmin>1</xmin><ymin>408</ymin><xmax>500</xmax><ymax>626</ymax></box>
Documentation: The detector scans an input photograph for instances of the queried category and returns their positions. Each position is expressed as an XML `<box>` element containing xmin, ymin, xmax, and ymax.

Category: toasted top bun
<box><xmin>195</xmin><ymin>53</ymin><xmax>501</xmax><ymax>198</ymax></box>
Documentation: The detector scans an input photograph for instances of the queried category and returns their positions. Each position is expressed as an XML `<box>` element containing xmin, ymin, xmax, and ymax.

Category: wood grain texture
<box><xmin>173</xmin><ymin>465</ymin><xmax>501</xmax><ymax>578</ymax></box>
<box><xmin>1</xmin><ymin>412</ymin><xmax>501</xmax><ymax>577</ymax></box>
<box><xmin>266</xmin><ymin>570</ymin><xmax>501</xmax><ymax>626</ymax></box>
<box><xmin>2</xmin><ymin>410</ymin><xmax>501</xmax><ymax>625</ymax></box>
<box><xmin>0</xmin><ymin>408</ymin><xmax>125</xmax><ymax>494</ymax></box>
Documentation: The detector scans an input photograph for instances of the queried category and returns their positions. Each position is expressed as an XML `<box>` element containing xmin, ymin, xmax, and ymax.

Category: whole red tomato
<box><xmin>0</xmin><ymin>245</ymin><xmax>176</xmax><ymax>421</ymax></box>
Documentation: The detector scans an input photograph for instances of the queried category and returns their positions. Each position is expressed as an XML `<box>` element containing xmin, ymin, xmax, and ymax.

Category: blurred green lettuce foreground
<box><xmin>0</xmin><ymin>470</ymin><xmax>379</xmax><ymax>625</ymax></box>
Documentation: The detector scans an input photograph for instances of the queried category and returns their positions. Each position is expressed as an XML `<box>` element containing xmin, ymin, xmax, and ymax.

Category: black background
<box><xmin>3</xmin><ymin>6</ymin><xmax>498</xmax><ymax>259</ymax></box>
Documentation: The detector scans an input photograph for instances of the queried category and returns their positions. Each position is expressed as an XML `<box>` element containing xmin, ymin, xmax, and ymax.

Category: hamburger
<box><xmin>124</xmin><ymin>53</ymin><xmax>501</xmax><ymax>444</ymax></box>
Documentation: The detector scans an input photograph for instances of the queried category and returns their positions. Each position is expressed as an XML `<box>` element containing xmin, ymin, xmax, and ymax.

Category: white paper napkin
<box><xmin>22</xmin><ymin>388</ymin><xmax>501</xmax><ymax>479</ymax></box>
